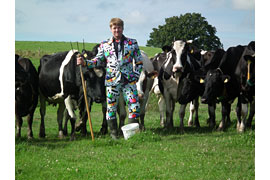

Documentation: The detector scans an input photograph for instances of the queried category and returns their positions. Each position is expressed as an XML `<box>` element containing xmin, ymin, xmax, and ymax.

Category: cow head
<box><xmin>178</xmin><ymin>72</ymin><xmax>204</xmax><ymax>104</ymax></box>
<box><xmin>201</xmin><ymin>68</ymin><xmax>230</xmax><ymax>104</ymax></box>
<box><xmin>171</xmin><ymin>40</ymin><xmax>187</xmax><ymax>73</ymax></box>
<box><xmin>202</xmin><ymin>49</ymin><xmax>225</xmax><ymax>72</ymax></box>
<box><xmin>82</xmin><ymin>66</ymin><xmax>106</xmax><ymax>103</ymax></box>
<box><xmin>160</xmin><ymin>39</ymin><xmax>197</xmax><ymax>80</ymax></box>
<box><xmin>200</xmin><ymin>50</ymin><xmax>214</xmax><ymax>68</ymax></box>
<box><xmin>81</xmin><ymin>44</ymin><xmax>100</xmax><ymax>60</ymax></box>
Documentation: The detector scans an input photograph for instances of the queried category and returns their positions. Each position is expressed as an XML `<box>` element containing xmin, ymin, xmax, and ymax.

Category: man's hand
<box><xmin>77</xmin><ymin>56</ymin><xmax>85</xmax><ymax>66</ymax></box>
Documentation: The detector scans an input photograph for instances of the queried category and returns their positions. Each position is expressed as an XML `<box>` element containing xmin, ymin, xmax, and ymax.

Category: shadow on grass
<box><xmin>149</xmin><ymin>126</ymin><xmax>216</xmax><ymax>137</ymax></box>
<box><xmin>15</xmin><ymin>129</ymin><xmax>102</xmax><ymax>147</ymax></box>
<box><xmin>147</xmin><ymin>117</ymin><xmax>256</xmax><ymax>136</ymax></box>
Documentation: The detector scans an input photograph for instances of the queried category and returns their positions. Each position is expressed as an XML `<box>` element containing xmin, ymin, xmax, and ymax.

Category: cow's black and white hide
<box><xmin>38</xmin><ymin>48</ymin><xmax>105</xmax><ymax>140</ymax></box>
<box><xmin>15</xmin><ymin>54</ymin><xmax>39</xmax><ymax>139</ymax></box>
<box><xmin>158</xmin><ymin>40</ymin><xmax>202</xmax><ymax>131</ymax></box>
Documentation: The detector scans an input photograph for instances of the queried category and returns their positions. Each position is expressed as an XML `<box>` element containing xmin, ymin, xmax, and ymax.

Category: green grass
<box><xmin>15</xmin><ymin>41</ymin><xmax>255</xmax><ymax>180</ymax></box>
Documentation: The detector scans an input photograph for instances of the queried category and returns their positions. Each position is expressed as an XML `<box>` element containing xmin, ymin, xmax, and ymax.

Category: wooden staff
<box><xmin>79</xmin><ymin>64</ymin><xmax>94</xmax><ymax>141</ymax></box>
<box><xmin>71</xmin><ymin>41</ymin><xmax>95</xmax><ymax>141</ymax></box>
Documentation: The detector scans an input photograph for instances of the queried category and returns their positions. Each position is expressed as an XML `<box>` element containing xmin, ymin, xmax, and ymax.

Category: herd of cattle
<box><xmin>15</xmin><ymin>40</ymin><xmax>255</xmax><ymax>140</ymax></box>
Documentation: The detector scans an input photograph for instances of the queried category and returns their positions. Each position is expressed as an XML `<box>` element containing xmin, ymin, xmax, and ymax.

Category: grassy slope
<box><xmin>15</xmin><ymin>41</ymin><xmax>255</xmax><ymax>180</ymax></box>
<box><xmin>15</xmin><ymin>41</ymin><xmax>162</xmax><ymax>68</ymax></box>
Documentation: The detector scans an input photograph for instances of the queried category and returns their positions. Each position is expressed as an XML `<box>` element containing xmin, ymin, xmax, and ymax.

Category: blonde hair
<box><xmin>110</xmin><ymin>18</ymin><xmax>124</xmax><ymax>28</ymax></box>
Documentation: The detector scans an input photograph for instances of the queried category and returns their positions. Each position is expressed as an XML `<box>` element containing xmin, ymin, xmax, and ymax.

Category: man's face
<box><xmin>110</xmin><ymin>25</ymin><xmax>123</xmax><ymax>40</ymax></box>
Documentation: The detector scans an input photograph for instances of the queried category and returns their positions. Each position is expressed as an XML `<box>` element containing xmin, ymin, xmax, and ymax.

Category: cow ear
<box><xmin>193</xmin><ymin>74</ymin><xmax>205</xmax><ymax>83</ymax></box>
<box><xmin>222</xmin><ymin>75</ymin><xmax>230</xmax><ymax>83</ymax></box>
<box><xmin>186</xmin><ymin>40</ymin><xmax>193</xmax><ymax>44</ymax></box>
<box><xmin>93</xmin><ymin>68</ymin><xmax>104</xmax><ymax>78</ymax></box>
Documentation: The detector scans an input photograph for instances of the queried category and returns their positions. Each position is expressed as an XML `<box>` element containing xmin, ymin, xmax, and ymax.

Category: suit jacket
<box><xmin>85</xmin><ymin>36</ymin><xmax>143</xmax><ymax>87</ymax></box>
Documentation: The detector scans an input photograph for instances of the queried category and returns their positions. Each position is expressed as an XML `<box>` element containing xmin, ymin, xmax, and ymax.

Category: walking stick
<box><xmin>71</xmin><ymin>41</ymin><xmax>95</xmax><ymax>141</ymax></box>
<box><xmin>79</xmin><ymin>64</ymin><xmax>95</xmax><ymax>141</ymax></box>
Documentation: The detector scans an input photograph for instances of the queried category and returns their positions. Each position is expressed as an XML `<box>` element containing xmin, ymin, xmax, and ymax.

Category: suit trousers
<box><xmin>106</xmin><ymin>81</ymin><xmax>140</xmax><ymax>121</ymax></box>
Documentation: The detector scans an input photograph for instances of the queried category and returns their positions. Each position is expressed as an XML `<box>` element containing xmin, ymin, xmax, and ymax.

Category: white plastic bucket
<box><xmin>121</xmin><ymin>123</ymin><xmax>140</xmax><ymax>140</ymax></box>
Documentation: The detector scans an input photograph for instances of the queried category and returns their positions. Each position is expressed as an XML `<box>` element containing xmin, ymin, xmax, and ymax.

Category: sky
<box><xmin>15</xmin><ymin>0</ymin><xmax>255</xmax><ymax>50</ymax></box>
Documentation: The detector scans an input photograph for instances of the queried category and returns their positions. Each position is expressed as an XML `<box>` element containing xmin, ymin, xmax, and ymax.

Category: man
<box><xmin>77</xmin><ymin>18</ymin><xmax>143</xmax><ymax>139</ymax></box>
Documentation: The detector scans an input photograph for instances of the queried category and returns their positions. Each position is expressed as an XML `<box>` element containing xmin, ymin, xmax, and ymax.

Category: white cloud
<box><xmin>232</xmin><ymin>0</ymin><xmax>255</xmax><ymax>10</ymax></box>
<box><xmin>125</xmin><ymin>10</ymin><xmax>147</xmax><ymax>25</ymax></box>
<box><xmin>207</xmin><ymin>0</ymin><xmax>227</xmax><ymax>8</ymax></box>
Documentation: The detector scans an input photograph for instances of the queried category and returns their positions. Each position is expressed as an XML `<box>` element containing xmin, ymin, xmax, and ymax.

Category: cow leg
<box><xmin>218</xmin><ymin>102</ymin><xmax>229</xmax><ymax>131</ymax></box>
<box><xmin>26</xmin><ymin>112</ymin><xmax>34</xmax><ymax>139</ymax></box>
<box><xmin>179</xmin><ymin>104</ymin><xmax>187</xmax><ymax>133</ymax></box>
<box><xmin>139</xmin><ymin>77</ymin><xmax>154</xmax><ymax>131</ymax></box>
<box><xmin>69</xmin><ymin>116</ymin><xmax>76</xmax><ymax>141</ymax></box>
<box><xmin>100</xmin><ymin>101</ymin><xmax>108</xmax><ymax>135</ymax></box>
<box><xmin>208</xmin><ymin>103</ymin><xmax>216</xmax><ymax>128</ymax></box>
<box><xmin>187</xmin><ymin>102</ymin><xmax>194</xmax><ymax>126</ymax></box>
<box><xmin>139</xmin><ymin>97</ymin><xmax>146</xmax><ymax>131</ymax></box>
<box><xmin>239</xmin><ymin>103</ymin><xmax>248</xmax><ymax>132</ymax></box>
<box><xmin>226</xmin><ymin>103</ymin><xmax>232</xmax><ymax>126</ymax></box>
<box><xmin>63</xmin><ymin>110</ymin><xmax>69</xmax><ymax>136</ymax></box>
<box><xmin>158</xmin><ymin>95</ymin><xmax>166</xmax><ymax>127</ymax></box>
<box><xmin>236</xmin><ymin>98</ymin><xmax>242</xmax><ymax>131</ymax></box>
<box><xmin>76</xmin><ymin>97</ymin><xmax>91</xmax><ymax>136</ymax></box>
<box><xmin>80</xmin><ymin>109</ymin><xmax>88</xmax><ymax>136</ymax></box>
<box><xmin>136</xmin><ymin>70</ymin><xmax>146</xmax><ymax>99</ymax></box>
<box><xmin>247</xmin><ymin>100</ymin><xmax>255</xmax><ymax>128</ymax></box>
<box><xmin>193</xmin><ymin>97</ymin><xmax>200</xmax><ymax>128</ymax></box>
<box><xmin>64</xmin><ymin>96</ymin><xmax>77</xmax><ymax>140</ymax></box>
<box><xmin>171</xmin><ymin>101</ymin><xmax>175</xmax><ymax>128</ymax></box>
<box><xmin>16</xmin><ymin>115</ymin><xmax>23</xmax><ymax>138</ymax></box>
<box><xmin>164</xmin><ymin>95</ymin><xmax>174</xmax><ymax>129</ymax></box>
<box><xmin>187</xmin><ymin>98</ymin><xmax>200</xmax><ymax>127</ymax></box>
<box><xmin>139</xmin><ymin>92</ymin><xmax>148</xmax><ymax>131</ymax></box>
<box><xmin>57</xmin><ymin>102</ymin><xmax>65</xmax><ymax>139</ymax></box>
<box><xmin>39</xmin><ymin>94</ymin><xmax>46</xmax><ymax>138</ymax></box>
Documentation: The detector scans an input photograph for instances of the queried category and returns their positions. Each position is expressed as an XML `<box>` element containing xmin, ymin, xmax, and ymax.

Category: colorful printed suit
<box><xmin>85</xmin><ymin>35</ymin><xmax>143</xmax><ymax>121</ymax></box>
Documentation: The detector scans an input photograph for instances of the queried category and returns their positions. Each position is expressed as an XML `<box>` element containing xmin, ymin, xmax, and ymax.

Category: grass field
<box><xmin>15</xmin><ymin>41</ymin><xmax>255</xmax><ymax>180</ymax></box>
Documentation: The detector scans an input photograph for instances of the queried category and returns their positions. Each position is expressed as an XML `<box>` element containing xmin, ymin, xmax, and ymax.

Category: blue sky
<box><xmin>15</xmin><ymin>0</ymin><xmax>255</xmax><ymax>50</ymax></box>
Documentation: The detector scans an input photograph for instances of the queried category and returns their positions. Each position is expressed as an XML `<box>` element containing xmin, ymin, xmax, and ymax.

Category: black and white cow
<box><xmin>235</xmin><ymin>41</ymin><xmax>255</xmax><ymax>131</ymax></box>
<box><xmin>38</xmin><ymin>48</ymin><xmax>106</xmax><ymax>140</ymax></box>
<box><xmin>158</xmin><ymin>40</ymin><xmax>202</xmax><ymax>131</ymax></box>
<box><xmin>201</xmin><ymin>45</ymin><xmax>247</xmax><ymax>131</ymax></box>
<box><xmin>15</xmin><ymin>54</ymin><xmax>39</xmax><ymax>139</ymax></box>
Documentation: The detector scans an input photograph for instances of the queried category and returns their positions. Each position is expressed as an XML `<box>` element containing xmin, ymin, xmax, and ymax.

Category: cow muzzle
<box><xmin>172</xmin><ymin>65</ymin><xmax>183</xmax><ymax>73</ymax></box>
